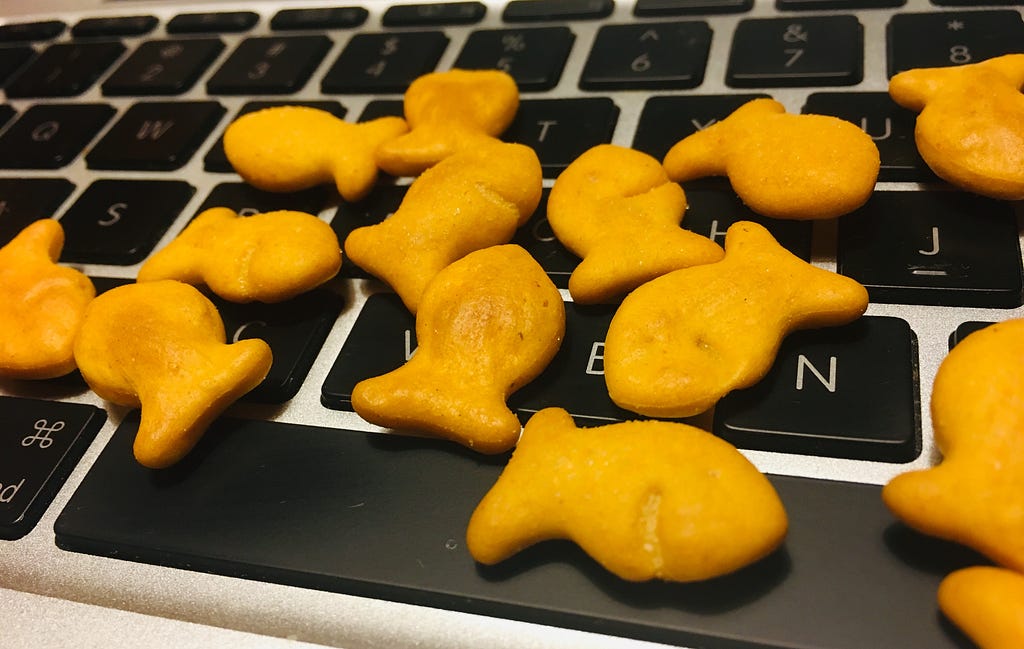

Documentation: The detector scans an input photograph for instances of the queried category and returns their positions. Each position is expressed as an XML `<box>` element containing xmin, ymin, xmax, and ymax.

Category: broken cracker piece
<box><xmin>547</xmin><ymin>144</ymin><xmax>724</xmax><ymax>303</ymax></box>
<box><xmin>604</xmin><ymin>221</ymin><xmax>868</xmax><ymax>418</ymax></box>
<box><xmin>351</xmin><ymin>244</ymin><xmax>564</xmax><ymax>454</ymax></box>
<box><xmin>662</xmin><ymin>97</ymin><xmax>879</xmax><ymax>220</ymax></box>
<box><xmin>0</xmin><ymin>219</ymin><xmax>95</xmax><ymax>379</ymax></box>
<box><xmin>467</xmin><ymin>407</ymin><xmax>788</xmax><ymax>582</ymax></box>
<box><xmin>883</xmin><ymin>318</ymin><xmax>1024</xmax><ymax>572</ymax></box>
<box><xmin>345</xmin><ymin>140</ymin><xmax>542</xmax><ymax>314</ymax></box>
<box><xmin>223</xmin><ymin>105</ymin><xmax>408</xmax><ymax>202</ymax></box>
<box><xmin>938</xmin><ymin>566</ymin><xmax>1024</xmax><ymax>649</ymax></box>
<box><xmin>138</xmin><ymin>207</ymin><xmax>342</xmax><ymax>303</ymax></box>
<box><xmin>376</xmin><ymin>68</ymin><xmax>520</xmax><ymax>177</ymax></box>
<box><xmin>889</xmin><ymin>53</ymin><xmax>1024</xmax><ymax>200</ymax></box>
<box><xmin>74</xmin><ymin>280</ymin><xmax>273</xmax><ymax>468</ymax></box>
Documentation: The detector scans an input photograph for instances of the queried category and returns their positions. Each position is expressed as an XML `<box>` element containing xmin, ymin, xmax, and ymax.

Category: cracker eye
<box><xmin>0</xmin><ymin>220</ymin><xmax>95</xmax><ymax>380</ymax></box>
<box><xmin>662</xmin><ymin>97</ymin><xmax>880</xmax><ymax>221</ymax></box>
<box><xmin>138</xmin><ymin>207</ymin><xmax>342</xmax><ymax>304</ymax></box>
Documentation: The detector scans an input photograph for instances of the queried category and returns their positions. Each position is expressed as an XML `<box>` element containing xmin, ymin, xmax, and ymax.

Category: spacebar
<box><xmin>55</xmin><ymin>415</ymin><xmax>975</xmax><ymax>649</ymax></box>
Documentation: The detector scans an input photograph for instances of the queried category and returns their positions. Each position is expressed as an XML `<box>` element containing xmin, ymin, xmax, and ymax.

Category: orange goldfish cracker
<box><xmin>0</xmin><ymin>220</ymin><xmax>95</xmax><ymax>379</ymax></box>
<box><xmin>138</xmin><ymin>207</ymin><xmax>342</xmax><ymax>303</ymax></box>
<box><xmin>662</xmin><ymin>98</ymin><xmax>879</xmax><ymax>220</ymax></box>
<box><xmin>938</xmin><ymin>567</ymin><xmax>1024</xmax><ymax>649</ymax></box>
<box><xmin>223</xmin><ymin>105</ymin><xmax>408</xmax><ymax>202</ymax></box>
<box><xmin>345</xmin><ymin>140</ymin><xmax>542</xmax><ymax>314</ymax></box>
<box><xmin>882</xmin><ymin>319</ymin><xmax>1024</xmax><ymax>571</ymax></box>
<box><xmin>375</xmin><ymin>69</ymin><xmax>519</xmax><ymax>177</ymax></box>
<box><xmin>604</xmin><ymin>221</ymin><xmax>868</xmax><ymax>418</ymax></box>
<box><xmin>547</xmin><ymin>144</ymin><xmax>723</xmax><ymax>303</ymax></box>
<box><xmin>74</xmin><ymin>280</ymin><xmax>273</xmax><ymax>469</ymax></box>
<box><xmin>467</xmin><ymin>407</ymin><xmax>788</xmax><ymax>582</ymax></box>
<box><xmin>351</xmin><ymin>245</ymin><xmax>564</xmax><ymax>454</ymax></box>
<box><xmin>888</xmin><ymin>53</ymin><xmax>1024</xmax><ymax>200</ymax></box>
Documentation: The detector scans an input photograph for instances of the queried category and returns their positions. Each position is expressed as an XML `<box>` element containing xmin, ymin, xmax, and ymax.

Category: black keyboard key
<box><xmin>59</xmin><ymin>179</ymin><xmax>195</xmax><ymax>265</ymax></box>
<box><xmin>57</xmin><ymin>413</ymin><xmax>983</xmax><ymax>649</ymax></box>
<box><xmin>102</xmin><ymin>38</ymin><xmax>225</xmax><ymax>96</ymax></box>
<box><xmin>86</xmin><ymin>101</ymin><xmax>226</xmax><ymax>171</ymax></box>
<box><xmin>715</xmin><ymin>316</ymin><xmax>920</xmax><ymax>463</ymax></box>
<box><xmin>167</xmin><ymin>12</ymin><xmax>259</xmax><ymax>34</ymax></box>
<box><xmin>0</xmin><ymin>21</ymin><xmax>65</xmax><ymax>43</ymax></box>
<box><xmin>4</xmin><ymin>41</ymin><xmax>127</xmax><ymax>98</ymax></box>
<box><xmin>932</xmin><ymin>0</ymin><xmax>1021</xmax><ymax>5</ymax></box>
<box><xmin>0</xmin><ymin>178</ymin><xmax>75</xmax><ymax>246</ymax></box>
<box><xmin>510</xmin><ymin>190</ymin><xmax>578</xmax><ymax>288</ymax></box>
<box><xmin>887</xmin><ymin>10</ymin><xmax>1024</xmax><ymax>78</ymax></box>
<box><xmin>838</xmin><ymin>191</ymin><xmax>1023</xmax><ymax>308</ymax></box>
<box><xmin>0</xmin><ymin>46</ymin><xmax>35</xmax><ymax>87</ymax></box>
<box><xmin>0</xmin><ymin>104</ymin><xmax>115</xmax><ymax>169</ymax></box>
<box><xmin>634</xmin><ymin>0</ymin><xmax>753</xmax><ymax>15</ymax></box>
<box><xmin>778</xmin><ymin>0</ymin><xmax>903</xmax><ymax>8</ymax></box>
<box><xmin>0</xmin><ymin>105</ymin><xmax>13</xmax><ymax>129</ymax></box>
<box><xmin>207</xmin><ymin>35</ymin><xmax>332</xmax><ymax>94</ymax></box>
<box><xmin>332</xmin><ymin>185</ymin><xmax>406</xmax><ymax>279</ymax></box>
<box><xmin>684</xmin><ymin>186</ymin><xmax>814</xmax><ymax>261</ymax></box>
<box><xmin>503</xmin><ymin>0</ymin><xmax>614</xmax><ymax>22</ymax></box>
<box><xmin>383</xmin><ymin>2</ymin><xmax>486</xmax><ymax>26</ymax></box>
<box><xmin>727</xmin><ymin>16</ymin><xmax>863</xmax><ymax>87</ymax></box>
<box><xmin>71</xmin><ymin>15</ymin><xmax>159</xmax><ymax>38</ymax></box>
<box><xmin>194</xmin><ymin>182</ymin><xmax>330</xmax><ymax>219</ymax></box>
<box><xmin>633</xmin><ymin>94</ymin><xmax>769</xmax><ymax>162</ymax></box>
<box><xmin>580</xmin><ymin>21</ymin><xmax>712</xmax><ymax>90</ymax></box>
<box><xmin>271</xmin><ymin>7</ymin><xmax>368</xmax><ymax>31</ymax></box>
<box><xmin>454</xmin><ymin>27</ymin><xmax>574</xmax><ymax>91</ymax></box>
<box><xmin>204</xmin><ymin>101</ymin><xmax>347</xmax><ymax>173</ymax></box>
<box><xmin>0</xmin><ymin>396</ymin><xmax>105</xmax><ymax>540</ymax></box>
<box><xmin>803</xmin><ymin>92</ymin><xmax>933</xmax><ymax>182</ymax></box>
<box><xmin>950</xmin><ymin>321</ymin><xmax>994</xmax><ymax>349</ymax></box>
<box><xmin>321</xmin><ymin>32</ymin><xmax>449</xmax><ymax>94</ymax></box>
<box><xmin>213</xmin><ymin>288</ymin><xmax>344</xmax><ymax>404</ymax></box>
<box><xmin>504</xmin><ymin>98</ymin><xmax>619</xmax><ymax>177</ymax></box>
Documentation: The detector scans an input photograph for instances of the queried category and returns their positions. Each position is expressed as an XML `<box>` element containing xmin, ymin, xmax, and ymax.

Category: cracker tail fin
<box><xmin>133</xmin><ymin>339</ymin><xmax>273</xmax><ymax>469</ymax></box>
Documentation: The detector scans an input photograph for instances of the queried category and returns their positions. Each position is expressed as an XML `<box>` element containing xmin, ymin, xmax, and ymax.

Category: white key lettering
<box><xmin>586</xmin><ymin>342</ymin><xmax>605</xmax><ymax>375</ymax></box>
<box><xmin>22</xmin><ymin>419</ymin><xmax>64</xmax><ymax>448</ymax></box>
<box><xmin>795</xmin><ymin>355</ymin><xmax>837</xmax><ymax>392</ymax></box>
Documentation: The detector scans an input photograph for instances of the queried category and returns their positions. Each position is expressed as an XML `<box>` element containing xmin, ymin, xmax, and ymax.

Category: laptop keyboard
<box><xmin>1</xmin><ymin>1</ymin><xmax>1022</xmax><ymax>648</ymax></box>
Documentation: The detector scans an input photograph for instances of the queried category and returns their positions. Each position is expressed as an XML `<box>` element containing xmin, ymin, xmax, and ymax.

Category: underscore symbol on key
<box><xmin>22</xmin><ymin>419</ymin><xmax>64</xmax><ymax>448</ymax></box>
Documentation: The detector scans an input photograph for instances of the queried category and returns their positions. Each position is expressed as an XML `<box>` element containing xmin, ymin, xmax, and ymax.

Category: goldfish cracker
<box><xmin>376</xmin><ymin>69</ymin><xmax>520</xmax><ymax>177</ymax></box>
<box><xmin>937</xmin><ymin>566</ymin><xmax>1024</xmax><ymax>649</ymax></box>
<box><xmin>662</xmin><ymin>98</ymin><xmax>879</xmax><ymax>220</ymax></box>
<box><xmin>888</xmin><ymin>53</ymin><xmax>1024</xmax><ymax>200</ymax></box>
<box><xmin>74</xmin><ymin>280</ymin><xmax>273</xmax><ymax>469</ymax></box>
<box><xmin>547</xmin><ymin>144</ymin><xmax>723</xmax><ymax>303</ymax></box>
<box><xmin>467</xmin><ymin>407</ymin><xmax>788</xmax><ymax>582</ymax></box>
<box><xmin>604</xmin><ymin>221</ymin><xmax>868</xmax><ymax>418</ymax></box>
<box><xmin>223</xmin><ymin>105</ymin><xmax>408</xmax><ymax>202</ymax></box>
<box><xmin>138</xmin><ymin>207</ymin><xmax>342</xmax><ymax>303</ymax></box>
<box><xmin>351</xmin><ymin>245</ymin><xmax>564</xmax><ymax>454</ymax></box>
<box><xmin>345</xmin><ymin>140</ymin><xmax>542</xmax><ymax>314</ymax></box>
<box><xmin>0</xmin><ymin>219</ymin><xmax>95</xmax><ymax>379</ymax></box>
<box><xmin>882</xmin><ymin>319</ymin><xmax>1024</xmax><ymax>571</ymax></box>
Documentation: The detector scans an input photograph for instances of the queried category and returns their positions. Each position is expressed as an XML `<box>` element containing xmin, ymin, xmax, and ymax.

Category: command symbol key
<box><xmin>0</xmin><ymin>396</ymin><xmax>106</xmax><ymax>539</ymax></box>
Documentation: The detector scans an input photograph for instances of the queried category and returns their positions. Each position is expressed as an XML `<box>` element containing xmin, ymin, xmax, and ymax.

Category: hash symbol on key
<box><xmin>22</xmin><ymin>419</ymin><xmax>64</xmax><ymax>448</ymax></box>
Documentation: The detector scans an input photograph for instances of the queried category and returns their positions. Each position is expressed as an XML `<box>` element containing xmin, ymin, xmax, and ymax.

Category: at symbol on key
<box><xmin>22</xmin><ymin>419</ymin><xmax>64</xmax><ymax>448</ymax></box>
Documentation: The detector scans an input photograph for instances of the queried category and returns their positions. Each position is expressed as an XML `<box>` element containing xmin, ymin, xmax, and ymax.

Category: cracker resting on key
<box><xmin>138</xmin><ymin>207</ymin><xmax>342</xmax><ymax>303</ymax></box>
<box><xmin>888</xmin><ymin>53</ymin><xmax>1024</xmax><ymax>200</ymax></box>
<box><xmin>0</xmin><ymin>219</ymin><xmax>95</xmax><ymax>379</ymax></box>
<box><xmin>662</xmin><ymin>98</ymin><xmax>879</xmax><ymax>220</ymax></box>
<box><xmin>467</xmin><ymin>407</ymin><xmax>788</xmax><ymax>582</ymax></box>
<box><xmin>345</xmin><ymin>140</ymin><xmax>542</xmax><ymax>314</ymax></box>
<box><xmin>938</xmin><ymin>566</ymin><xmax>1024</xmax><ymax>649</ymax></box>
<box><xmin>604</xmin><ymin>221</ymin><xmax>868</xmax><ymax>418</ymax></box>
<box><xmin>351</xmin><ymin>245</ymin><xmax>564</xmax><ymax>454</ymax></box>
<box><xmin>548</xmin><ymin>144</ymin><xmax>724</xmax><ymax>303</ymax></box>
<box><xmin>223</xmin><ymin>105</ymin><xmax>408</xmax><ymax>202</ymax></box>
<box><xmin>883</xmin><ymin>319</ymin><xmax>1024</xmax><ymax>571</ymax></box>
<box><xmin>376</xmin><ymin>68</ymin><xmax>520</xmax><ymax>177</ymax></box>
<box><xmin>74</xmin><ymin>280</ymin><xmax>273</xmax><ymax>469</ymax></box>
